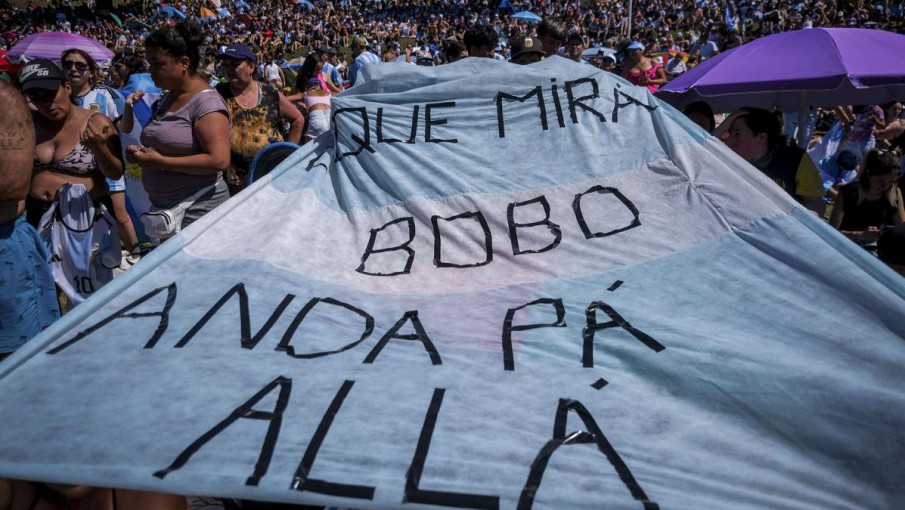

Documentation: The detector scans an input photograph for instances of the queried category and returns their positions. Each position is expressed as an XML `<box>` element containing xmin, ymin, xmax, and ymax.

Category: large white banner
<box><xmin>1</xmin><ymin>58</ymin><xmax>904</xmax><ymax>509</ymax></box>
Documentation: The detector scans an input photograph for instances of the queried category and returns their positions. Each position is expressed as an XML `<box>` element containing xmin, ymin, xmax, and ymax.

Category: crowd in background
<box><xmin>2</xmin><ymin>0</ymin><xmax>905</xmax><ymax>72</ymax></box>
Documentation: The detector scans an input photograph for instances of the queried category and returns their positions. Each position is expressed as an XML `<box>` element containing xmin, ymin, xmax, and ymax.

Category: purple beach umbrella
<box><xmin>5</xmin><ymin>32</ymin><xmax>115</xmax><ymax>65</ymax></box>
<box><xmin>657</xmin><ymin>28</ymin><xmax>905</xmax><ymax>115</ymax></box>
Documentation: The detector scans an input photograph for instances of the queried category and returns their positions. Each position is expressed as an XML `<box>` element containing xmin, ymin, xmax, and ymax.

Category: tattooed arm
<box><xmin>0</xmin><ymin>81</ymin><xmax>36</xmax><ymax>222</ymax></box>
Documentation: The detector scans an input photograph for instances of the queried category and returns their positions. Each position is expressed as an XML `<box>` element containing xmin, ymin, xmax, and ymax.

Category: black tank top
<box><xmin>838</xmin><ymin>181</ymin><xmax>898</xmax><ymax>232</ymax></box>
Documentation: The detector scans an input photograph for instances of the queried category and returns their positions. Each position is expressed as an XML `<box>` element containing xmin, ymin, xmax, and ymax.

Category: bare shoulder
<box><xmin>0</xmin><ymin>81</ymin><xmax>34</xmax><ymax>144</ymax></box>
<box><xmin>89</xmin><ymin>112</ymin><xmax>115</xmax><ymax>128</ymax></box>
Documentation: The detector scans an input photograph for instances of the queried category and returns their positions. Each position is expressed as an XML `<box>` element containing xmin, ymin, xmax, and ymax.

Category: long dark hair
<box><xmin>62</xmin><ymin>48</ymin><xmax>102</xmax><ymax>86</ymax></box>
<box><xmin>855</xmin><ymin>148</ymin><xmax>901</xmax><ymax>207</ymax></box>
<box><xmin>294</xmin><ymin>53</ymin><xmax>321</xmax><ymax>90</ymax></box>
<box><xmin>144</xmin><ymin>22</ymin><xmax>205</xmax><ymax>74</ymax></box>
<box><xmin>111</xmin><ymin>50</ymin><xmax>148</xmax><ymax>75</ymax></box>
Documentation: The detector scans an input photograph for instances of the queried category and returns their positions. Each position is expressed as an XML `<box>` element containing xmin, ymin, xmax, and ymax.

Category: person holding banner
<box><xmin>463</xmin><ymin>26</ymin><xmax>499</xmax><ymax>59</ymax></box>
<box><xmin>348</xmin><ymin>37</ymin><xmax>381</xmax><ymax>87</ymax></box>
<box><xmin>537</xmin><ymin>17</ymin><xmax>568</xmax><ymax>59</ymax></box>
<box><xmin>509</xmin><ymin>35</ymin><xmax>546</xmax><ymax>65</ymax></box>
<box><xmin>0</xmin><ymin>480</ymin><xmax>189</xmax><ymax>510</ymax></box>
<box><xmin>126</xmin><ymin>23</ymin><xmax>231</xmax><ymax>238</ymax></box>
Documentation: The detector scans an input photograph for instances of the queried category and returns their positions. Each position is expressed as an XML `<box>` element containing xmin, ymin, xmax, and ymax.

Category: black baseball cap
<box><xmin>566</xmin><ymin>32</ymin><xmax>587</xmax><ymax>45</ymax></box>
<box><xmin>510</xmin><ymin>35</ymin><xmax>546</xmax><ymax>59</ymax></box>
<box><xmin>218</xmin><ymin>43</ymin><xmax>257</xmax><ymax>64</ymax></box>
<box><xmin>17</xmin><ymin>59</ymin><xmax>66</xmax><ymax>93</ymax></box>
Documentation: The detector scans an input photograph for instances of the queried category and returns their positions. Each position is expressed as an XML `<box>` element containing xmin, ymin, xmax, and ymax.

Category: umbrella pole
<box><xmin>796</xmin><ymin>97</ymin><xmax>810</xmax><ymax>149</ymax></box>
<box><xmin>627</xmin><ymin>0</ymin><xmax>633</xmax><ymax>39</ymax></box>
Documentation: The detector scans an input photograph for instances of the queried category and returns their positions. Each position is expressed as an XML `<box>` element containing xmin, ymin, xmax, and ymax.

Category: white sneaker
<box><xmin>113</xmin><ymin>249</ymin><xmax>141</xmax><ymax>277</ymax></box>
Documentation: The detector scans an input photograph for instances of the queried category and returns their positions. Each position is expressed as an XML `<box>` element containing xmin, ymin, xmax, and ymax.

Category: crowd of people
<box><xmin>1</xmin><ymin>0</ymin><xmax>905</xmax><ymax>507</ymax></box>
<box><xmin>2</xmin><ymin>0</ymin><xmax>905</xmax><ymax>74</ymax></box>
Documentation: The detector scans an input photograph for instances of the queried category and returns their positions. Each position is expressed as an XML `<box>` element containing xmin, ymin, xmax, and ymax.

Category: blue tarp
<box><xmin>0</xmin><ymin>58</ymin><xmax>903</xmax><ymax>509</ymax></box>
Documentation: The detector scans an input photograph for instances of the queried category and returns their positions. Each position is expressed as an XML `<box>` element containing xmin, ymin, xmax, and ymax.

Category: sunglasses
<box><xmin>62</xmin><ymin>60</ymin><xmax>90</xmax><ymax>73</ymax></box>
<box><xmin>25</xmin><ymin>89</ymin><xmax>58</xmax><ymax>104</ymax></box>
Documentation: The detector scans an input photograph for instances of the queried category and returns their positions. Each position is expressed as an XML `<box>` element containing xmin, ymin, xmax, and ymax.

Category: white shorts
<box><xmin>306</xmin><ymin>109</ymin><xmax>331</xmax><ymax>140</ymax></box>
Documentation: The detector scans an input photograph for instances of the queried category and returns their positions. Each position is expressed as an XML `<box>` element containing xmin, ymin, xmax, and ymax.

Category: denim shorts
<box><xmin>0</xmin><ymin>215</ymin><xmax>60</xmax><ymax>354</ymax></box>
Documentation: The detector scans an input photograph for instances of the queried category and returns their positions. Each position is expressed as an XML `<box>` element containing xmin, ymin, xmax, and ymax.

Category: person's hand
<box><xmin>81</xmin><ymin>120</ymin><xmax>114</xmax><ymax>149</ymax></box>
<box><xmin>126</xmin><ymin>90</ymin><xmax>145</xmax><ymax>107</ymax></box>
<box><xmin>860</xmin><ymin>226</ymin><xmax>881</xmax><ymax>243</ymax></box>
<box><xmin>126</xmin><ymin>145</ymin><xmax>162</xmax><ymax>167</ymax></box>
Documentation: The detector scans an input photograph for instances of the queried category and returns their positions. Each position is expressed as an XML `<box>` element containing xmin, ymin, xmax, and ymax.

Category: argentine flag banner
<box><xmin>1</xmin><ymin>59</ymin><xmax>904</xmax><ymax>509</ymax></box>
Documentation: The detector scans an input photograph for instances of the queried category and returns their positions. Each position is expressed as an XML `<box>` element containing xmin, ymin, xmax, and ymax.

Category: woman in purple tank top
<box><xmin>125</xmin><ymin>22</ymin><xmax>232</xmax><ymax>233</ymax></box>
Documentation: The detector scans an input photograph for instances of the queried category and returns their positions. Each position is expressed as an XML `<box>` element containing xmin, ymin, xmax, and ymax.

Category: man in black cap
<box><xmin>565</xmin><ymin>32</ymin><xmax>588</xmax><ymax>64</ymax></box>
<box><xmin>509</xmin><ymin>35</ymin><xmax>546</xmax><ymax>65</ymax></box>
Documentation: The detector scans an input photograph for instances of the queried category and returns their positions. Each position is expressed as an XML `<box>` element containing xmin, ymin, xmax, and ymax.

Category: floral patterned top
<box><xmin>216</xmin><ymin>81</ymin><xmax>285</xmax><ymax>191</ymax></box>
